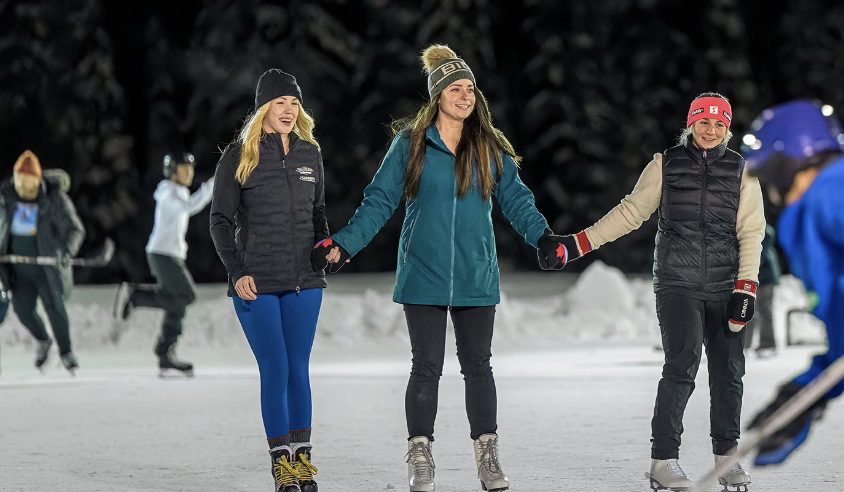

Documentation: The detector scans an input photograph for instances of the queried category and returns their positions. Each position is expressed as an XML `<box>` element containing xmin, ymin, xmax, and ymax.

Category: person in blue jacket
<box><xmin>312</xmin><ymin>44</ymin><xmax>563</xmax><ymax>492</ymax></box>
<box><xmin>742</xmin><ymin>99</ymin><xmax>844</xmax><ymax>466</ymax></box>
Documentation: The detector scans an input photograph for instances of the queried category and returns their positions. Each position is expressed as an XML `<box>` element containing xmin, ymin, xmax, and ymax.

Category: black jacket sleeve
<box><xmin>312</xmin><ymin>150</ymin><xmax>329</xmax><ymax>244</ymax></box>
<box><xmin>209</xmin><ymin>145</ymin><xmax>245</xmax><ymax>281</ymax></box>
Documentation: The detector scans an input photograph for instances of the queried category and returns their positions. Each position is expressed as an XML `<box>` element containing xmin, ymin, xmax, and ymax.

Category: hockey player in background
<box><xmin>113</xmin><ymin>151</ymin><xmax>214</xmax><ymax>377</ymax></box>
<box><xmin>0</xmin><ymin>150</ymin><xmax>85</xmax><ymax>374</ymax></box>
<box><xmin>741</xmin><ymin>100</ymin><xmax>844</xmax><ymax>466</ymax></box>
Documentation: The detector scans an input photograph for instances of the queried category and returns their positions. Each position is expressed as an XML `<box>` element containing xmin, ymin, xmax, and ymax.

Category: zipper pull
<box><xmin>703</xmin><ymin>150</ymin><xmax>707</xmax><ymax>158</ymax></box>
<box><xmin>296</xmin><ymin>286</ymin><xmax>300</xmax><ymax>293</ymax></box>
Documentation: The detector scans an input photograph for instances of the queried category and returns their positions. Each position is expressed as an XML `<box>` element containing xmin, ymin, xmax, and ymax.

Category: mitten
<box><xmin>728</xmin><ymin>279</ymin><xmax>758</xmax><ymax>332</ymax></box>
<box><xmin>536</xmin><ymin>232</ymin><xmax>567</xmax><ymax>270</ymax></box>
<box><xmin>559</xmin><ymin>231</ymin><xmax>592</xmax><ymax>263</ymax></box>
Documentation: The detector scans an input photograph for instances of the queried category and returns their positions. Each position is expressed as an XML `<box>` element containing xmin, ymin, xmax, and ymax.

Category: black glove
<box><xmin>311</xmin><ymin>238</ymin><xmax>350</xmax><ymax>273</ymax></box>
<box><xmin>727</xmin><ymin>280</ymin><xmax>757</xmax><ymax>332</ymax></box>
<box><xmin>559</xmin><ymin>231</ymin><xmax>592</xmax><ymax>263</ymax></box>
<box><xmin>536</xmin><ymin>232</ymin><xmax>567</xmax><ymax>270</ymax></box>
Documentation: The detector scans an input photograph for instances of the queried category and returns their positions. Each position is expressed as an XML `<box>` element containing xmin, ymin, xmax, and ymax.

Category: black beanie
<box><xmin>255</xmin><ymin>69</ymin><xmax>303</xmax><ymax>109</ymax></box>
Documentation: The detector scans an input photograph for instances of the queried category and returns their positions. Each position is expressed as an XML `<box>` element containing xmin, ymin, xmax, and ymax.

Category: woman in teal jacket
<box><xmin>313</xmin><ymin>44</ymin><xmax>562</xmax><ymax>492</ymax></box>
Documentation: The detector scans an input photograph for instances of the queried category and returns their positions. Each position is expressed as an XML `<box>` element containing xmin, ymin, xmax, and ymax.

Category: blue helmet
<box><xmin>742</xmin><ymin>100</ymin><xmax>844</xmax><ymax>195</ymax></box>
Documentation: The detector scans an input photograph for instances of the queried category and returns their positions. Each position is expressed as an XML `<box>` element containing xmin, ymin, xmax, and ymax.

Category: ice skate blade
<box><xmin>717</xmin><ymin>478</ymin><xmax>749</xmax><ymax>492</ymax></box>
<box><xmin>645</xmin><ymin>473</ymin><xmax>691</xmax><ymax>491</ymax></box>
<box><xmin>158</xmin><ymin>368</ymin><xmax>194</xmax><ymax>378</ymax></box>
<box><xmin>480</xmin><ymin>482</ymin><xmax>509</xmax><ymax>491</ymax></box>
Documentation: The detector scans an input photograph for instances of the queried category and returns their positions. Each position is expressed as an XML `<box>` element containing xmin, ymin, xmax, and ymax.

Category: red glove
<box><xmin>728</xmin><ymin>280</ymin><xmax>758</xmax><ymax>332</ymax></box>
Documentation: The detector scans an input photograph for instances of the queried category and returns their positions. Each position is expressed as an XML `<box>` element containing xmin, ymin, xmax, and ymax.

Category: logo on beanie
<box><xmin>438</xmin><ymin>61</ymin><xmax>470</xmax><ymax>76</ymax></box>
<box><xmin>691</xmin><ymin>108</ymin><xmax>704</xmax><ymax>117</ymax></box>
<box><xmin>709</xmin><ymin>106</ymin><xmax>719</xmax><ymax>114</ymax></box>
<box><xmin>722</xmin><ymin>111</ymin><xmax>732</xmax><ymax>121</ymax></box>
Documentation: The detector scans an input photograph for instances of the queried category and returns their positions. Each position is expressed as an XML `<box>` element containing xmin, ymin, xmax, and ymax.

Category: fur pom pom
<box><xmin>421</xmin><ymin>44</ymin><xmax>458</xmax><ymax>73</ymax></box>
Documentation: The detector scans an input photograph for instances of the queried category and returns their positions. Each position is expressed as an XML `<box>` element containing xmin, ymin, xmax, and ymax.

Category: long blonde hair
<box><xmin>235</xmin><ymin>102</ymin><xmax>320</xmax><ymax>184</ymax></box>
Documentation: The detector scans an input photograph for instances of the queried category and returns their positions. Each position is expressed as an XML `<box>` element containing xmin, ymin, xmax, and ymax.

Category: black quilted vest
<box><xmin>653</xmin><ymin>141</ymin><xmax>744</xmax><ymax>299</ymax></box>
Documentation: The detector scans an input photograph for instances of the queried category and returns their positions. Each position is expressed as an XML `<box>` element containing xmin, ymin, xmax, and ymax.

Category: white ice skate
<box><xmin>406</xmin><ymin>436</ymin><xmax>435</xmax><ymax>492</ymax></box>
<box><xmin>473</xmin><ymin>433</ymin><xmax>509</xmax><ymax>491</ymax></box>
<box><xmin>714</xmin><ymin>455</ymin><xmax>751</xmax><ymax>492</ymax></box>
<box><xmin>646</xmin><ymin>458</ymin><xmax>693</xmax><ymax>491</ymax></box>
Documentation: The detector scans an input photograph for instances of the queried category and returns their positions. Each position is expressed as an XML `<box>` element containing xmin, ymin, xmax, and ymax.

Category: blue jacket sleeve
<box><xmin>493</xmin><ymin>153</ymin><xmax>550</xmax><ymax>247</ymax></box>
<box><xmin>331</xmin><ymin>135</ymin><xmax>407</xmax><ymax>256</ymax></box>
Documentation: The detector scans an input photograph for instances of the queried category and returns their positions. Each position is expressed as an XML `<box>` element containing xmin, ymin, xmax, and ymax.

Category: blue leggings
<box><xmin>233</xmin><ymin>288</ymin><xmax>322</xmax><ymax>440</ymax></box>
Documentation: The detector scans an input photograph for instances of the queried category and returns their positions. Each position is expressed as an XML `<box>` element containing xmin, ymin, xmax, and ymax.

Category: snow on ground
<box><xmin>0</xmin><ymin>261</ymin><xmax>840</xmax><ymax>491</ymax></box>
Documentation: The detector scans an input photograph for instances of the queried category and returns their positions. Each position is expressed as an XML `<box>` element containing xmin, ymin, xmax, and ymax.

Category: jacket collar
<box><xmin>683</xmin><ymin>138</ymin><xmax>727</xmax><ymax>163</ymax></box>
<box><xmin>425</xmin><ymin>124</ymin><xmax>452</xmax><ymax>154</ymax></box>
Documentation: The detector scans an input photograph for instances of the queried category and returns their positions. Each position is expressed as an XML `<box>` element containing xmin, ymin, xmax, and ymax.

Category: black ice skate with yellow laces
<box><xmin>270</xmin><ymin>446</ymin><xmax>301</xmax><ymax>492</ymax></box>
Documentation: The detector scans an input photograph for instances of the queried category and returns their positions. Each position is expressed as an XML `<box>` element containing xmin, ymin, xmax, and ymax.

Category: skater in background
<box><xmin>553</xmin><ymin>93</ymin><xmax>765</xmax><ymax>491</ymax></box>
<box><xmin>743</xmin><ymin>223</ymin><xmax>781</xmax><ymax>358</ymax></box>
<box><xmin>314</xmin><ymin>44</ymin><xmax>562</xmax><ymax>492</ymax></box>
<box><xmin>0</xmin><ymin>150</ymin><xmax>85</xmax><ymax>374</ymax></box>
<box><xmin>210</xmin><ymin>68</ymin><xmax>326</xmax><ymax>492</ymax></box>
<box><xmin>113</xmin><ymin>150</ymin><xmax>214</xmax><ymax>376</ymax></box>
<box><xmin>741</xmin><ymin>99</ymin><xmax>844</xmax><ymax>466</ymax></box>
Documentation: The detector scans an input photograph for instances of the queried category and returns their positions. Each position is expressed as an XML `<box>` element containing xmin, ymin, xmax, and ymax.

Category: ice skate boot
<box><xmin>112</xmin><ymin>282</ymin><xmax>135</xmax><ymax>320</ymax></box>
<box><xmin>292</xmin><ymin>443</ymin><xmax>318</xmax><ymax>492</ymax></box>
<box><xmin>473</xmin><ymin>433</ymin><xmax>509</xmax><ymax>491</ymax></box>
<box><xmin>270</xmin><ymin>445</ymin><xmax>301</xmax><ymax>492</ymax></box>
<box><xmin>714</xmin><ymin>455</ymin><xmax>750</xmax><ymax>491</ymax></box>
<box><xmin>34</xmin><ymin>338</ymin><xmax>53</xmax><ymax>371</ymax></box>
<box><xmin>158</xmin><ymin>350</ymin><xmax>194</xmax><ymax>378</ymax></box>
<box><xmin>646</xmin><ymin>459</ymin><xmax>693</xmax><ymax>491</ymax></box>
<box><xmin>60</xmin><ymin>352</ymin><xmax>79</xmax><ymax>376</ymax></box>
<box><xmin>406</xmin><ymin>436</ymin><xmax>435</xmax><ymax>492</ymax></box>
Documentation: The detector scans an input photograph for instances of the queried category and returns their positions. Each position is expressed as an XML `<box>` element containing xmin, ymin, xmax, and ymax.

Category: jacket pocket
<box><xmin>402</xmin><ymin>217</ymin><xmax>418</xmax><ymax>266</ymax></box>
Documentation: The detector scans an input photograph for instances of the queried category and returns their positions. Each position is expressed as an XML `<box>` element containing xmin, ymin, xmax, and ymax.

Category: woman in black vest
<box><xmin>553</xmin><ymin>93</ymin><xmax>765</xmax><ymax>491</ymax></box>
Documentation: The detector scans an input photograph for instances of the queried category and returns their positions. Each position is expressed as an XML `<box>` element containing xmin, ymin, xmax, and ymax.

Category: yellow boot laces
<box><xmin>273</xmin><ymin>455</ymin><xmax>301</xmax><ymax>486</ymax></box>
<box><xmin>295</xmin><ymin>454</ymin><xmax>318</xmax><ymax>482</ymax></box>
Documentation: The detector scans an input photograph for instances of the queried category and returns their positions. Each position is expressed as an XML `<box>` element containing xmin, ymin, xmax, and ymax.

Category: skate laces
<box><xmin>476</xmin><ymin>436</ymin><xmax>503</xmax><ymax>476</ymax></box>
<box><xmin>295</xmin><ymin>454</ymin><xmax>318</xmax><ymax>481</ymax></box>
<box><xmin>273</xmin><ymin>455</ymin><xmax>300</xmax><ymax>485</ymax></box>
<box><xmin>665</xmin><ymin>459</ymin><xmax>688</xmax><ymax>478</ymax></box>
<box><xmin>405</xmin><ymin>441</ymin><xmax>435</xmax><ymax>481</ymax></box>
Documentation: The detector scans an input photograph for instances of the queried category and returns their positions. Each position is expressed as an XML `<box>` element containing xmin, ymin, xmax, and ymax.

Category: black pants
<box><xmin>651</xmin><ymin>292</ymin><xmax>746</xmax><ymax>459</ymax></box>
<box><xmin>130</xmin><ymin>253</ymin><xmax>197</xmax><ymax>355</ymax></box>
<box><xmin>403</xmin><ymin>304</ymin><xmax>497</xmax><ymax>441</ymax></box>
<box><xmin>744</xmin><ymin>283</ymin><xmax>776</xmax><ymax>351</ymax></box>
<box><xmin>11</xmin><ymin>264</ymin><xmax>72</xmax><ymax>354</ymax></box>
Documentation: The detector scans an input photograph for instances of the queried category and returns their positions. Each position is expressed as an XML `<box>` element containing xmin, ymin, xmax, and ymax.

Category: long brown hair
<box><xmin>391</xmin><ymin>89</ymin><xmax>521</xmax><ymax>201</ymax></box>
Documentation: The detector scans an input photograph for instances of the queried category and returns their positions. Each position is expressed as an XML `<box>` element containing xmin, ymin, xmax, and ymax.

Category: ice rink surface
<box><xmin>1</xmin><ymin>264</ymin><xmax>840</xmax><ymax>491</ymax></box>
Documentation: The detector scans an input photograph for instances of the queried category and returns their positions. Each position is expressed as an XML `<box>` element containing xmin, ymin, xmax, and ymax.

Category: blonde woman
<box><xmin>210</xmin><ymin>69</ymin><xmax>325</xmax><ymax>492</ymax></box>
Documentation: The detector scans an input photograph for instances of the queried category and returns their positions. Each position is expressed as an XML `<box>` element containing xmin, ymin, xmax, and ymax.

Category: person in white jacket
<box><xmin>113</xmin><ymin>152</ymin><xmax>214</xmax><ymax>376</ymax></box>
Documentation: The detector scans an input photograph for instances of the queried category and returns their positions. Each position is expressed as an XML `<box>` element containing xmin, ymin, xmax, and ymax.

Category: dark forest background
<box><xmin>2</xmin><ymin>0</ymin><xmax>842</xmax><ymax>285</ymax></box>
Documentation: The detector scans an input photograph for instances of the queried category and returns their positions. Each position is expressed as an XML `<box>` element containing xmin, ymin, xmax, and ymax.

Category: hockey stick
<box><xmin>689</xmin><ymin>354</ymin><xmax>844</xmax><ymax>492</ymax></box>
<box><xmin>0</xmin><ymin>237</ymin><xmax>115</xmax><ymax>267</ymax></box>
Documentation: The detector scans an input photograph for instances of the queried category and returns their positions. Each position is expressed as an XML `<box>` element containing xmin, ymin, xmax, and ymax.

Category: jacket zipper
<box><xmin>700</xmin><ymin>149</ymin><xmax>708</xmax><ymax>288</ymax></box>
<box><xmin>448</xmin><ymin>188</ymin><xmax>457</xmax><ymax>307</ymax></box>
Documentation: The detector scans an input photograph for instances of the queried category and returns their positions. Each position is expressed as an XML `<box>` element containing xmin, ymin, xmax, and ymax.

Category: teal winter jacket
<box><xmin>331</xmin><ymin>124</ymin><xmax>549</xmax><ymax>306</ymax></box>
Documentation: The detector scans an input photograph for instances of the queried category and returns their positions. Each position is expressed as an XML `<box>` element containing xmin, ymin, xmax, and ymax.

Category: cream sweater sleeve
<box><xmin>584</xmin><ymin>153</ymin><xmax>663</xmax><ymax>250</ymax></box>
<box><xmin>736</xmin><ymin>170</ymin><xmax>766</xmax><ymax>282</ymax></box>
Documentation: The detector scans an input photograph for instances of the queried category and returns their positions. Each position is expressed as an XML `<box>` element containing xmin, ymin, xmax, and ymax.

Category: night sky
<box><xmin>2</xmin><ymin>0</ymin><xmax>842</xmax><ymax>285</ymax></box>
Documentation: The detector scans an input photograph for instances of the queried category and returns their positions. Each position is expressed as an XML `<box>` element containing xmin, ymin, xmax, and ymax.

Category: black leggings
<box><xmin>403</xmin><ymin>304</ymin><xmax>497</xmax><ymax>441</ymax></box>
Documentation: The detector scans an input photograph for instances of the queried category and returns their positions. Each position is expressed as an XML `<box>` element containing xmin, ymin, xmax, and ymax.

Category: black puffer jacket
<box><xmin>210</xmin><ymin>132</ymin><xmax>328</xmax><ymax>297</ymax></box>
<box><xmin>653</xmin><ymin>141</ymin><xmax>744</xmax><ymax>300</ymax></box>
<box><xmin>0</xmin><ymin>171</ymin><xmax>85</xmax><ymax>300</ymax></box>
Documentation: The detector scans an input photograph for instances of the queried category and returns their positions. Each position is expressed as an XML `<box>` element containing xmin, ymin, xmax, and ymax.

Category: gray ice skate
<box><xmin>60</xmin><ymin>352</ymin><xmax>78</xmax><ymax>376</ymax></box>
<box><xmin>406</xmin><ymin>436</ymin><xmax>435</xmax><ymax>492</ymax></box>
<box><xmin>473</xmin><ymin>433</ymin><xmax>509</xmax><ymax>491</ymax></box>
<box><xmin>646</xmin><ymin>458</ymin><xmax>693</xmax><ymax>491</ymax></box>
<box><xmin>714</xmin><ymin>455</ymin><xmax>751</xmax><ymax>492</ymax></box>
<box><xmin>34</xmin><ymin>338</ymin><xmax>53</xmax><ymax>371</ymax></box>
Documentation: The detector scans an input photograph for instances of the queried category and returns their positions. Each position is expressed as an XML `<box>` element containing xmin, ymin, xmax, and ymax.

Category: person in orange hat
<box><xmin>0</xmin><ymin>150</ymin><xmax>85</xmax><ymax>374</ymax></box>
